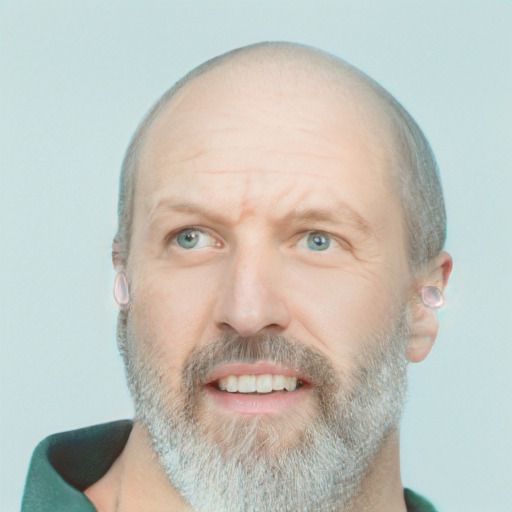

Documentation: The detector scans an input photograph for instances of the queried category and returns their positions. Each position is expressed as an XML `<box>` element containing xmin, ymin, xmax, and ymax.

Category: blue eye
<box><xmin>174</xmin><ymin>228</ymin><xmax>219</xmax><ymax>250</ymax></box>
<box><xmin>176</xmin><ymin>229</ymin><xmax>200</xmax><ymax>249</ymax></box>
<box><xmin>306</xmin><ymin>232</ymin><xmax>331</xmax><ymax>251</ymax></box>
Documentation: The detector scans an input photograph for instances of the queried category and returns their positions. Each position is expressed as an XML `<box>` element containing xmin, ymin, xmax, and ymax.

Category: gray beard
<box><xmin>117</xmin><ymin>308</ymin><xmax>409</xmax><ymax>512</ymax></box>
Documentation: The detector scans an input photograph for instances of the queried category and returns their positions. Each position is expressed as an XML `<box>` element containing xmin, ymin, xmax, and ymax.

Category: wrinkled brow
<box><xmin>280</xmin><ymin>206</ymin><xmax>372</xmax><ymax>235</ymax></box>
<box><xmin>151</xmin><ymin>199</ymin><xmax>372</xmax><ymax>235</ymax></box>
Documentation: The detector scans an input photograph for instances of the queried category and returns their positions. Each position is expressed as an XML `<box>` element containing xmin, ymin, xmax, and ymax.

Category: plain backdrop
<box><xmin>1</xmin><ymin>1</ymin><xmax>511</xmax><ymax>510</ymax></box>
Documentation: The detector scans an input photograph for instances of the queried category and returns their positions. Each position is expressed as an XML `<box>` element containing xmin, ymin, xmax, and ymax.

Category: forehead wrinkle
<box><xmin>194</xmin><ymin>168</ymin><xmax>332</xmax><ymax>180</ymax></box>
<box><xmin>149</xmin><ymin>189</ymin><xmax>373</xmax><ymax>240</ymax></box>
<box><xmin>135</xmin><ymin>50</ymin><xmax>403</xmax><ymax>237</ymax></box>
<box><xmin>162</xmin><ymin>147</ymin><xmax>349</xmax><ymax>173</ymax></box>
<box><xmin>149</xmin><ymin>197</ymin><xmax>262</xmax><ymax>228</ymax></box>
<box><xmin>153</xmin><ymin>126</ymin><xmax>354</xmax><ymax>168</ymax></box>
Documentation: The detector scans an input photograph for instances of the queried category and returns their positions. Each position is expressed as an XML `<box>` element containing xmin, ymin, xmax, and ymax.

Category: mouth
<box><xmin>216</xmin><ymin>374</ymin><xmax>304</xmax><ymax>393</ymax></box>
<box><xmin>202</xmin><ymin>362</ymin><xmax>312</xmax><ymax>415</ymax></box>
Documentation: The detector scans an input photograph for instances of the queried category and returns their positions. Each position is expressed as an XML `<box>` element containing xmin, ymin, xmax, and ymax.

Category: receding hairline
<box><xmin>115</xmin><ymin>41</ymin><xmax>446</xmax><ymax>273</ymax></box>
<box><xmin>143</xmin><ymin>42</ymin><xmax>398</xmax><ymax>145</ymax></box>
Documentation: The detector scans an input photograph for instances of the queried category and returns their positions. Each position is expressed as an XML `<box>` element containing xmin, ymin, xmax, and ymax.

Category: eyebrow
<box><xmin>280</xmin><ymin>206</ymin><xmax>372</xmax><ymax>235</ymax></box>
<box><xmin>151</xmin><ymin>199</ymin><xmax>229</xmax><ymax>225</ymax></box>
<box><xmin>151</xmin><ymin>199</ymin><xmax>372</xmax><ymax>235</ymax></box>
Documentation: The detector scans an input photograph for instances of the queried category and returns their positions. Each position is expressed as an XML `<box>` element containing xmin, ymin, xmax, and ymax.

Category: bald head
<box><xmin>114</xmin><ymin>42</ymin><xmax>446</xmax><ymax>274</ymax></box>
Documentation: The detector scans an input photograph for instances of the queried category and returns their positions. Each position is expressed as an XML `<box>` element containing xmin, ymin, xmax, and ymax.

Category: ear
<box><xmin>112</xmin><ymin>240</ymin><xmax>124</xmax><ymax>270</ymax></box>
<box><xmin>407</xmin><ymin>251</ymin><xmax>453</xmax><ymax>363</ymax></box>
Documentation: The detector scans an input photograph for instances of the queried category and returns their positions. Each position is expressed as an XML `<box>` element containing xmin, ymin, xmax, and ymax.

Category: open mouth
<box><xmin>202</xmin><ymin>363</ymin><xmax>311</xmax><ymax>414</ymax></box>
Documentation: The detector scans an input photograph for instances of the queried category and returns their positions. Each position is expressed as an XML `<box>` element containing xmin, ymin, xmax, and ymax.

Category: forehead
<box><xmin>143</xmin><ymin>60</ymin><xmax>397</xmax><ymax>166</ymax></box>
<box><xmin>134</xmin><ymin>59</ymin><xmax>402</xmax><ymax>235</ymax></box>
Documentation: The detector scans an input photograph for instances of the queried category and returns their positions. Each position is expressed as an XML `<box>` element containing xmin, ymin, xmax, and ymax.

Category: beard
<box><xmin>117</xmin><ymin>307</ymin><xmax>409</xmax><ymax>512</ymax></box>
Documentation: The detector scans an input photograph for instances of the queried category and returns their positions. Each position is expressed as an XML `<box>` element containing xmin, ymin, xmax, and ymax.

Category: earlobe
<box><xmin>407</xmin><ymin>302</ymin><xmax>439</xmax><ymax>362</ymax></box>
<box><xmin>407</xmin><ymin>251</ymin><xmax>453</xmax><ymax>363</ymax></box>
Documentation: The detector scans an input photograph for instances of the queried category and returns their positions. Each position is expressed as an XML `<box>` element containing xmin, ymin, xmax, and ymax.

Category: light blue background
<box><xmin>1</xmin><ymin>1</ymin><xmax>511</xmax><ymax>510</ymax></box>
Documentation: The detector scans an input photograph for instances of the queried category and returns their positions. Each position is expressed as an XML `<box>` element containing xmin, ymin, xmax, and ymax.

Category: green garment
<box><xmin>22</xmin><ymin>421</ymin><xmax>439</xmax><ymax>512</ymax></box>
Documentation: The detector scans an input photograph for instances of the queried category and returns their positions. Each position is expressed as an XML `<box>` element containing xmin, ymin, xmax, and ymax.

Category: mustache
<box><xmin>181</xmin><ymin>331</ymin><xmax>340</xmax><ymax>395</ymax></box>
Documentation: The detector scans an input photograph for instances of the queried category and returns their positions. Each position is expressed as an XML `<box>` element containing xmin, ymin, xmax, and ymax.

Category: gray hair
<box><xmin>113</xmin><ymin>42</ymin><xmax>446</xmax><ymax>275</ymax></box>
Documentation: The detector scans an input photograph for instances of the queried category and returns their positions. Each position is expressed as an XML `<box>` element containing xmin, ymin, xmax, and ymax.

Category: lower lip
<box><xmin>204</xmin><ymin>385</ymin><xmax>310</xmax><ymax>415</ymax></box>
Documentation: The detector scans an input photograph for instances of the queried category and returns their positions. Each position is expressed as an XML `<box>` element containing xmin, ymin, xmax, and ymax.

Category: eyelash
<box><xmin>166</xmin><ymin>226</ymin><xmax>219</xmax><ymax>246</ymax></box>
<box><xmin>164</xmin><ymin>227</ymin><xmax>350</xmax><ymax>253</ymax></box>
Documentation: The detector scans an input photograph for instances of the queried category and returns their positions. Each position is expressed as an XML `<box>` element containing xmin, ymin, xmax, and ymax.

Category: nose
<box><xmin>214</xmin><ymin>243</ymin><xmax>291</xmax><ymax>337</ymax></box>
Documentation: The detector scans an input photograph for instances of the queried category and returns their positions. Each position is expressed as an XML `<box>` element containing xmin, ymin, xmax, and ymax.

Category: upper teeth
<box><xmin>217</xmin><ymin>375</ymin><xmax>298</xmax><ymax>393</ymax></box>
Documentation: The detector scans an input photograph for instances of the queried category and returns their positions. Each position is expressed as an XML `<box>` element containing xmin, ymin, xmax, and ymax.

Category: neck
<box><xmin>344</xmin><ymin>429</ymin><xmax>406</xmax><ymax>512</ymax></box>
<box><xmin>84</xmin><ymin>420</ymin><xmax>192</xmax><ymax>511</ymax></box>
<box><xmin>85</xmin><ymin>421</ymin><xmax>406</xmax><ymax>512</ymax></box>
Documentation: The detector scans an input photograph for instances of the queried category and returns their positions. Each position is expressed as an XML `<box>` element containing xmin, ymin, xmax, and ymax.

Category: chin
<box><xmin>193</xmin><ymin>390</ymin><xmax>319</xmax><ymax>459</ymax></box>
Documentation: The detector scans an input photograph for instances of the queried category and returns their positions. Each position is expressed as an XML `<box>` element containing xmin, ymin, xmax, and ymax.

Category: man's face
<box><xmin>121</xmin><ymin>63</ymin><xmax>412</xmax><ymax>510</ymax></box>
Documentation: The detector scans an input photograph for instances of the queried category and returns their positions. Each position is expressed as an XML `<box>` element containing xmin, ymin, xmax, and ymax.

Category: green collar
<box><xmin>22</xmin><ymin>420</ymin><xmax>132</xmax><ymax>512</ymax></box>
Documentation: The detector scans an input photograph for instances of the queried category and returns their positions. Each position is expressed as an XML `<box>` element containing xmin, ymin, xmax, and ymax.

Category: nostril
<box><xmin>213</xmin><ymin>276</ymin><xmax>291</xmax><ymax>336</ymax></box>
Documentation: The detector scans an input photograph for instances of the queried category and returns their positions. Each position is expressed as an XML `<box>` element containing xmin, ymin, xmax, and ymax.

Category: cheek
<box><xmin>129</xmin><ymin>265</ymin><xmax>220</xmax><ymax>366</ymax></box>
<box><xmin>288</xmin><ymin>266</ymin><xmax>402</xmax><ymax>361</ymax></box>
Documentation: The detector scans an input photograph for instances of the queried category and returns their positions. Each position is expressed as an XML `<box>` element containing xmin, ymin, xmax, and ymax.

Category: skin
<box><xmin>86</xmin><ymin>53</ymin><xmax>452</xmax><ymax>511</ymax></box>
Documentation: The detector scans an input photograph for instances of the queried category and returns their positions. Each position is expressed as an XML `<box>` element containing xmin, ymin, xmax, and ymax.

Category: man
<box><xmin>22</xmin><ymin>42</ymin><xmax>452</xmax><ymax>511</ymax></box>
